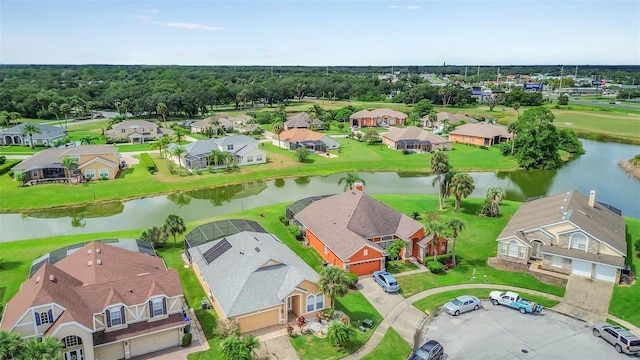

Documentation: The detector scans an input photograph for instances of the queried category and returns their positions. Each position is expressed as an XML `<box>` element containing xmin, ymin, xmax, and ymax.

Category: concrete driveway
<box><xmin>427</xmin><ymin>301</ymin><xmax>629</xmax><ymax>359</ymax></box>
<box><xmin>553</xmin><ymin>275</ymin><xmax>614</xmax><ymax>324</ymax></box>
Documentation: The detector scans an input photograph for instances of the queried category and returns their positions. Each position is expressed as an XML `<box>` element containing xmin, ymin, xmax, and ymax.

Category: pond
<box><xmin>0</xmin><ymin>139</ymin><xmax>638</xmax><ymax>242</ymax></box>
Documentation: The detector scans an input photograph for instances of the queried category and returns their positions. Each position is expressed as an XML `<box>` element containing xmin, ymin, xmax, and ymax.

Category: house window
<box><xmin>84</xmin><ymin>169</ymin><xmax>96</xmax><ymax>179</ymax></box>
<box><xmin>323</xmin><ymin>245</ymin><xmax>328</xmax><ymax>254</ymax></box>
<box><xmin>247</xmin><ymin>156</ymin><xmax>253</xmax><ymax>163</ymax></box>
<box><xmin>569</xmin><ymin>233</ymin><xmax>588</xmax><ymax>251</ymax></box>
<box><xmin>227</xmin><ymin>144</ymin><xmax>234</xmax><ymax>150</ymax></box>
<box><xmin>150</xmin><ymin>298</ymin><xmax>166</xmax><ymax>317</ymax></box>
<box><xmin>440</xmin><ymin>242</ymin><xmax>447</xmax><ymax>253</ymax></box>
<box><xmin>99</xmin><ymin>169</ymin><xmax>109</xmax><ymax>178</ymax></box>
<box><xmin>306</xmin><ymin>295</ymin><xmax>315</xmax><ymax>312</ymax></box>
<box><xmin>31</xmin><ymin>170</ymin><xmax>38</xmax><ymax>177</ymax></box>
<box><xmin>121</xmin><ymin>129</ymin><xmax>126</xmax><ymax>133</ymax></box>
<box><xmin>508</xmin><ymin>240</ymin><xmax>519</xmax><ymax>257</ymax></box>
<box><xmin>518</xmin><ymin>246</ymin><xmax>526</xmax><ymax>258</ymax></box>
<box><xmin>315</xmin><ymin>293</ymin><xmax>324</xmax><ymax>309</ymax></box>
<box><xmin>256</xmin><ymin>155</ymin><xmax>263</xmax><ymax>162</ymax></box>
<box><xmin>62</xmin><ymin>335</ymin><xmax>82</xmax><ymax>348</ymax></box>
<box><xmin>363</xmin><ymin>249</ymin><xmax>368</xmax><ymax>256</ymax></box>
<box><xmin>500</xmin><ymin>244</ymin><xmax>507</xmax><ymax>255</ymax></box>
<box><xmin>38</xmin><ymin>310</ymin><xmax>51</xmax><ymax>325</ymax></box>
<box><xmin>107</xmin><ymin>306</ymin><xmax>124</xmax><ymax>327</ymax></box>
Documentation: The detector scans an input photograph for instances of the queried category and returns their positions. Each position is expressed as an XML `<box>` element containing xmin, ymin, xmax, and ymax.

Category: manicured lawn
<box><xmin>114</xmin><ymin>143</ymin><xmax>153</xmax><ymax>152</ymax></box>
<box><xmin>290</xmin><ymin>291</ymin><xmax>382</xmax><ymax>360</ymax></box>
<box><xmin>386</xmin><ymin>261</ymin><xmax>419</xmax><ymax>274</ymax></box>
<box><xmin>0</xmin><ymin>146</ymin><xmax>39</xmax><ymax>154</ymax></box>
<box><xmin>361</xmin><ymin>327</ymin><xmax>411</xmax><ymax>360</ymax></box>
<box><xmin>552</xmin><ymin>109</ymin><xmax>640</xmax><ymax>144</ymax></box>
<box><xmin>412</xmin><ymin>289</ymin><xmax>560</xmax><ymax>315</ymax></box>
<box><xmin>609</xmin><ymin>217</ymin><xmax>640</xmax><ymax>326</ymax></box>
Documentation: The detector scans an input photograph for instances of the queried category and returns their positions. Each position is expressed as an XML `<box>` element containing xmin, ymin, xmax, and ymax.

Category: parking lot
<box><xmin>425</xmin><ymin>301</ymin><xmax>634</xmax><ymax>359</ymax></box>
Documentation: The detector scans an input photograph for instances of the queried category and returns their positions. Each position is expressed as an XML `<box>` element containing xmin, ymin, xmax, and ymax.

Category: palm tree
<box><xmin>428</xmin><ymin>109</ymin><xmax>437</xmax><ymax>128</ymax></box>
<box><xmin>173</xmin><ymin>128</ymin><xmax>186</xmax><ymax>144</ymax></box>
<box><xmin>507</xmin><ymin>122</ymin><xmax>517</xmax><ymax>155</ymax></box>
<box><xmin>209</xmin><ymin>149</ymin><xmax>223</xmax><ymax>168</ymax></box>
<box><xmin>60</xmin><ymin>103</ymin><xmax>71</xmax><ymax>129</ymax></box>
<box><xmin>220</xmin><ymin>335</ymin><xmax>252</xmax><ymax>360</ymax></box>
<box><xmin>327</xmin><ymin>321</ymin><xmax>356</xmax><ymax>348</ymax></box>
<box><xmin>62</xmin><ymin>157</ymin><xmax>79</xmax><ymax>182</ymax></box>
<box><xmin>426</xmin><ymin>220</ymin><xmax>446</xmax><ymax>262</ymax></box>
<box><xmin>80</xmin><ymin>135</ymin><xmax>96</xmax><ymax>145</ymax></box>
<box><xmin>242</xmin><ymin>335</ymin><xmax>260</xmax><ymax>359</ymax></box>
<box><xmin>387</xmin><ymin>239</ymin><xmax>407</xmax><ymax>267</ymax></box>
<box><xmin>485</xmin><ymin>185</ymin><xmax>506</xmax><ymax>217</ymax></box>
<box><xmin>449</xmin><ymin>173</ymin><xmax>475</xmax><ymax>213</ymax></box>
<box><xmin>513</xmin><ymin>102</ymin><xmax>521</xmax><ymax>117</ymax></box>
<box><xmin>430</xmin><ymin>152</ymin><xmax>450</xmax><ymax>210</ymax></box>
<box><xmin>48</xmin><ymin>102</ymin><xmax>63</xmax><ymax>128</ymax></box>
<box><xmin>338</xmin><ymin>173</ymin><xmax>365</xmax><ymax>191</ymax></box>
<box><xmin>272</xmin><ymin>121</ymin><xmax>284</xmax><ymax>148</ymax></box>
<box><xmin>8</xmin><ymin>112</ymin><xmax>21</xmax><ymax>127</ymax></box>
<box><xmin>219</xmin><ymin>151</ymin><xmax>233</xmax><ymax>168</ymax></box>
<box><xmin>0</xmin><ymin>330</ymin><xmax>22</xmax><ymax>360</ymax></box>
<box><xmin>21</xmin><ymin>123</ymin><xmax>42</xmax><ymax>149</ymax></box>
<box><xmin>171</xmin><ymin>145</ymin><xmax>187</xmax><ymax>168</ymax></box>
<box><xmin>157</xmin><ymin>102</ymin><xmax>168</xmax><ymax>128</ymax></box>
<box><xmin>164</xmin><ymin>214</ymin><xmax>186</xmax><ymax>244</ymax></box>
<box><xmin>446</xmin><ymin>218</ymin><xmax>465</xmax><ymax>268</ymax></box>
<box><xmin>16</xmin><ymin>336</ymin><xmax>63</xmax><ymax>360</ymax></box>
<box><xmin>318</xmin><ymin>266</ymin><xmax>349</xmax><ymax>309</ymax></box>
<box><xmin>150</xmin><ymin>135</ymin><xmax>171</xmax><ymax>158</ymax></box>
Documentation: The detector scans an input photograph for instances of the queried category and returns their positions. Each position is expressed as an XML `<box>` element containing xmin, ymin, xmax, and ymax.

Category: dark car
<box><xmin>408</xmin><ymin>339</ymin><xmax>444</xmax><ymax>360</ymax></box>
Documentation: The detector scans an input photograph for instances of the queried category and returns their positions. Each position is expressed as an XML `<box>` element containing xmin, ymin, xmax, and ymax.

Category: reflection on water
<box><xmin>1</xmin><ymin>140</ymin><xmax>638</xmax><ymax>242</ymax></box>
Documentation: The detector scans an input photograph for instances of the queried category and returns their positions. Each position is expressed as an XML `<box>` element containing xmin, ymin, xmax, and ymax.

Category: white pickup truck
<box><xmin>489</xmin><ymin>291</ymin><xmax>543</xmax><ymax>314</ymax></box>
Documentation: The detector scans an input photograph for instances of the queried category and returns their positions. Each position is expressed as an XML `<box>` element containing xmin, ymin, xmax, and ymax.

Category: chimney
<box><xmin>588</xmin><ymin>190</ymin><xmax>596</xmax><ymax>207</ymax></box>
<box><xmin>353</xmin><ymin>181</ymin><xmax>364</xmax><ymax>192</ymax></box>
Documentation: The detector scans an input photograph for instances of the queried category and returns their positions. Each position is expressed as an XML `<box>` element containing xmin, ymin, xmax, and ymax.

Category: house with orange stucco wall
<box><xmin>349</xmin><ymin>108</ymin><xmax>407</xmax><ymax>129</ymax></box>
<box><xmin>449</xmin><ymin>122</ymin><xmax>512</xmax><ymax>147</ymax></box>
<box><xmin>292</xmin><ymin>189</ymin><xmax>436</xmax><ymax>276</ymax></box>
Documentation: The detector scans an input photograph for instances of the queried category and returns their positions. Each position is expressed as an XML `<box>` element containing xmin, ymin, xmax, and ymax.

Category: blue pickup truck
<box><xmin>489</xmin><ymin>291</ymin><xmax>543</xmax><ymax>314</ymax></box>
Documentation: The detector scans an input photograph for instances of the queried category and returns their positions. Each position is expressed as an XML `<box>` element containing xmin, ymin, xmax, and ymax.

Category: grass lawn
<box><xmin>551</xmin><ymin>109</ymin><xmax>640</xmax><ymax>144</ymax></box>
<box><xmin>609</xmin><ymin>217</ymin><xmax>640</xmax><ymax>326</ymax></box>
<box><xmin>386</xmin><ymin>261</ymin><xmax>419</xmax><ymax>274</ymax></box>
<box><xmin>114</xmin><ymin>143</ymin><xmax>153</xmax><ymax>152</ymax></box>
<box><xmin>290</xmin><ymin>291</ymin><xmax>382</xmax><ymax>360</ymax></box>
<box><xmin>412</xmin><ymin>288</ymin><xmax>560</xmax><ymax>315</ymax></box>
<box><xmin>361</xmin><ymin>327</ymin><xmax>411</xmax><ymax>360</ymax></box>
<box><xmin>0</xmin><ymin>146</ymin><xmax>39</xmax><ymax>154</ymax></box>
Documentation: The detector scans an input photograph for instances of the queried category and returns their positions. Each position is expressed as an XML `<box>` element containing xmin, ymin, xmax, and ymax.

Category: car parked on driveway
<box><xmin>373</xmin><ymin>270</ymin><xmax>399</xmax><ymax>293</ymax></box>
<box><xmin>443</xmin><ymin>295</ymin><xmax>481</xmax><ymax>316</ymax></box>
<box><xmin>592</xmin><ymin>322</ymin><xmax>640</xmax><ymax>354</ymax></box>
<box><xmin>408</xmin><ymin>339</ymin><xmax>444</xmax><ymax>360</ymax></box>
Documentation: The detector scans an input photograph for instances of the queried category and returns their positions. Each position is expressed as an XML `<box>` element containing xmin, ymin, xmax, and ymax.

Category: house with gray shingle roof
<box><xmin>0</xmin><ymin>240</ymin><xmax>185</xmax><ymax>360</ymax></box>
<box><xmin>190</xmin><ymin>115</ymin><xmax>234</xmax><ymax>134</ymax></box>
<box><xmin>167</xmin><ymin>135</ymin><xmax>265</xmax><ymax>171</ymax></box>
<box><xmin>186</xmin><ymin>229</ymin><xmax>326</xmax><ymax>333</ymax></box>
<box><xmin>293</xmin><ymin>190</ymin><xmax>429</xmax><ymax>275</ymax></box>
<box><xmin>381</xmin><ymin>126</ymin><xmax>452</xmax><ymax>152</ymax></box>
<box><xmin>496</xmin><ymin>189</ymin><xmax>626</xmax><ymax>282</ymax></box>
<box><xmin>105</xmin><ymin>120</ymin><xmax>174</xmax><ymax>143</ymax></box>
<box><xmin>0</xmin><ymin>123</ymin><xmax>67</xmax><ymax>147</ymax></box>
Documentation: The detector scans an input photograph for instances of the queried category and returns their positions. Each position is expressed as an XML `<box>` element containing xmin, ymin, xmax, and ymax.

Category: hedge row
<box><xmin>0</xmin><ymin>160</ymin><xmax>20</xmax><ymax>176</ymax></box>
<box><xmin>140</xmin><ymin>153</ymin><xmax>157</xmax><ymax>173</ymax></box>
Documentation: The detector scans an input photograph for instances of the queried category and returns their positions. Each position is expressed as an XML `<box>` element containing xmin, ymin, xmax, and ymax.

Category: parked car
<box><xmin>489</xmin><ymin>291</ymin><xmax>543</xmax><ymax>314</ymax></box>
<box><xmin>373</xmin><ymin>270</ymin><xmax>399</xmax><ymax>293</ymax></box>
<box><xmin>592</xmin><ymin>322</ymin><xmax>640</xmax><ymax>354</ymax></box>
<box><xmin>179</xmin><ymin>119</ymin><xmax>197</xmax><ymax>128</ymax></box>
<box><xmin>442</xmin><ymin>295</ymin><xmax>481</xmax><ymax>316</ymax></box>
<box><xmin>408</xmin><ymin>339</ymin><xmax>444</xmax><ymax>360</ymax></box>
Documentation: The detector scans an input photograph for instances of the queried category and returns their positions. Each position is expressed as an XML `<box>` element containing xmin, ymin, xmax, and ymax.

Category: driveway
<box><xmin>553</xmin><ymin>275</ymin><xmax>614</xmax><ymax>324</ymax></box>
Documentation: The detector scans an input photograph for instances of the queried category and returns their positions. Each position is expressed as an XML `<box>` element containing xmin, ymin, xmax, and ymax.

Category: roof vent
<box><xmin>96</xmin><ymin>248</ymin><xmax>101</xmax><ymax>253</ymax></box>
<box><xmin>97</xmin><ymin>259</ymin><xmax>102</xmax><ymax>265</ymax></box>
<box><xmin>36</xmin><ymin>276</ymin><xmax>41</xmax><ymax>283</ymax></box>
<box><xmin>255</xmin><ymin>247</ymin><xmax>261</xmax><ymax>253</ymax></box>
<box><xmin>49</xmin><ymin>275</ymin><xmax>56</xmax><ymax>283</ymax></box>
<box><xmin>88</xmin><ymin>261</ymin><xmax>93</xmax><ymax>267</ymax></box>
<box><xmin>87</xmin><ymin>250</ymin><xmax>92</xmax><ymax>255</ymax></box>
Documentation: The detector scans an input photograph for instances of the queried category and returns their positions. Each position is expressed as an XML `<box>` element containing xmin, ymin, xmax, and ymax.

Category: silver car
<box><xmin>442</xmin><ymin>295</ymin><xmax>481</xmax><ymax>316</ymax></box>
<box><xmin>593</xmin><ymin>322</ymin><xmax>640</xmax><ymax>354</ymax></box>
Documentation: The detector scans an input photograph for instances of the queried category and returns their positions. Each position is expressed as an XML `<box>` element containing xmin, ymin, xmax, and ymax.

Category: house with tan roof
<box><xmin>496</xmin><ymin>190</ymin><xmax>626</xmax><ymax>283</ymax></box>
<box><xmin>271</xmin><ymin>128</ymin><xmax>339</xmax><ymax>152</ymax></box>
<box><xmin>190</xmin><ymin>115</ymin><xmax>234</xmax><ymax>134</ymax></box>
<box><xmin>423</xmin><ymin>112</ymin><xmax>479</xmax><ymax>128</ymax></box>
<box><xmin>349</xmin><ymin>108</ymin><xmax>407</xmax><ymax>129</ymax></box>
<box><xmin>12</xmin><ymin>145</ymin><xmax>122</xmax><ymax>185</ymax></box>
<box><xmin>292</xmin><ymin>189</ymin><xmax>438</xmax><ymax>275</ymax></box>
<box><xmin>285</xmin><ymin>112</ymin><xmax>325</xmax><ymax>130</ymax></box>
<box><xmin>449</xmin><ymin>122</ymin><xmax>512</xmax><ymax>146</ymax></box>
<box><xmin>381</xmin><ymin>126</ymin><xmax>452</xmax><ymax>152</ymax></box>
<box><xmin>0</xmin><ymin>240</ymin><xmax>186</xmax><ymax>360</ymax></box>
<box><xmin>184</xmin><ymin>220</ymin><xmax>328</xmax><ymax>333</ymax></box>
<box><xmin>106</xmin><ymin>120</ymin><xmax>174</xmax><ymax>143</ymax></box>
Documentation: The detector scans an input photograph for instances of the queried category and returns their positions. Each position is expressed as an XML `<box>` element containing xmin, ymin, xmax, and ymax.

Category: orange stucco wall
<box><xmin>449</xmin><ymin>134</ymin><xmax>488</xmax><ymax>146</ymax></box>
<box><xmin>306</xmin><ymin>229</ymin><xmax>344</xmax><ymax>268</ymax></box>
<box><xmin>348</xmin><ymin>246</ymin><xmax>383</xmax><ymax>262</ymax></box>
<box><xmin>349</xmin><ymin>260</ymin><xmax>381</xmax><ymax>276</ymax></box>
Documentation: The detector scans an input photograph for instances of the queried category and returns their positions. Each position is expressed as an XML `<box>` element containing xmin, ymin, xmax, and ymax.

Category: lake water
<box><xmin>0</xmin><ymin>139</ymin><xmax>638</xmax><ymax>242</ymax></box>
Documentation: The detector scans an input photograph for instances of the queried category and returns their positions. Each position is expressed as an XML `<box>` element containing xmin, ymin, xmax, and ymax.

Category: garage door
<box><xmin>237</xmin><ymin>308</ymin><xmax>279</xmax><ymax>333</ymax></box>
<box><xmin>571</xmin><ymin>260</ymin><xmax>592</xmax><ymax>278</ymax></box>
<box><xmin>349</xmin><ymin>260</ymin><xmax>381</xmax><ymax>276</ymax></box>
<box><xmin>129</xmin><ymin>328</ymin><xmax>180</xmax><ymax>357</ymax></box>
<box><xmin>594</xmin><ymin>264</ymin><xmax>617</xmax><ymax>282</ymax></box>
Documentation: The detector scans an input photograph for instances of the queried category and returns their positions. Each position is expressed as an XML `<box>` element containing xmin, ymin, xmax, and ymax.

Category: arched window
<box><xmin>508</xmin><ymin>240</ymin><xmax>519</xmax><ymax>257</ymax></box>
<box><xmin>306</xmin><ymin>295</ymin><xmax>315</xmax><ymax>312</ymax></box>
<box><xmin>62</xmin><ymin>335</ymin><xmax>82</xmax><ymax>348</ymax></box>
<box><xmin>315</xmin><ymin>293</ymin><xmax>324</xmax><ymax>310</ymax></box>
<box><xmin>570</xmin><ymin>233</ymin><xmax>588</xmax><ymax>251</ymax></box>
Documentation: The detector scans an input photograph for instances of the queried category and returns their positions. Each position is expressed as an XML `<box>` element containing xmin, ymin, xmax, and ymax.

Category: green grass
<box><xmin>412</xmin><ymin>289</ymin><xmax>560</xmax><ymax>315</ymax></box>
<box><xmin>290</xmin><ymin>291</ymin><xmax>382</xmax><ymax>360</ymax></box>
<box><xmin>361</xmin><ymin>327</ymin><xmax>411</xmax><ymax>360</ymax></box>
<box><xmin>551</xmin><ymin>109</ymin><xmax>640</xmax><ymax>144</ymax></box>
<box><xmin>0</xmin><ymin>146</ymin><xmax>39</xmax><ymax>154</ymax></box>
<box><xmin>386</xmin><ymin>261</ymin><xmax>419</xmax><ymax>274</ymax></box>
<box><xmin>114</xmin><ymin>143</ymin><xmax>153</xmax><ymax>152</ymax></box>
<box><xmin>608</xmin><ymin>217</ymin><xmax>640</xmax><ymax>326</ymax></box>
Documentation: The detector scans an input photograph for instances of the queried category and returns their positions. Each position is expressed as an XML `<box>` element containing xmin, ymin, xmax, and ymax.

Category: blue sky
<box><xmin>1</xmin><ymin>0</ymin><xmax>638</xmax><ymax>65</ymax></box>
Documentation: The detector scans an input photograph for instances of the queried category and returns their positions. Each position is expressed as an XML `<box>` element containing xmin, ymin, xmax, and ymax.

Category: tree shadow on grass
<box><xmin>118</xmin><ymin>167</ymin><xmax>135</xmax><ymax>178</ymax></box>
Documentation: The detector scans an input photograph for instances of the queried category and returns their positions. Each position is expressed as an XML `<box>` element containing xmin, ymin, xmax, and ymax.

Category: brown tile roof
<box><xmin>294</xmin><ymin>191</ymin><xmax>424</xmax><ymax>260</ymax></box>
<box><xmin>381</xmin><ymin>126</ymin><xmax>450</xmax><ymax>144</ymax></box>
<box><xmin>498</xmin><ymin>190</ymin><xmax>626</xmax><ymax>264</ymax></box>
<box><xmin>350</xmin><ymin>108</ymin><xmax>407</xmax><ymax>119</ymax></box>
<box><xmin>449</xmin><ymin>122</ymin><xmax>512</xmax><ymax>139</ymax></box>
<box><xmin>277</xmin><ymin>128</ymin><xmax>324</xmax><ymax>142</ymax></box>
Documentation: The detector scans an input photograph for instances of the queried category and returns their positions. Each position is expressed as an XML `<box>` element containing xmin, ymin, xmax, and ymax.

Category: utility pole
<box><xmin>326</xmin><ymin>66</ymin><xmax>328</xmax><ymax>76</ymax></box>
<box><xmin>575</xmin><ymin>65</ymin><xmax>578</xmax><ymax>78</ymax></box>
<box><xmin>559</xmin><ymin>65</ymin><xmax>564</xmax><ymax>93</ymax></box>
<box><xmin>464</xmin><ymin>66</ymin><xmax>468</xmax><ymax>79</ymax></box>
<box><xmin>477</xmin><ymin>66</ymin><xmax>480</xmax><ymax>76</ymax></box>
<box><xmin>271</xmin><ymin>66</ymin><xmax>273</xmax><ymax>76</ymax></box>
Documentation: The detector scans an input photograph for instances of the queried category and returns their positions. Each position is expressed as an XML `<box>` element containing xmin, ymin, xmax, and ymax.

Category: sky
<box><xmin>1</xmin><ymin>0</ymin><xmax>639</xmax><ymax>66</ymax></box>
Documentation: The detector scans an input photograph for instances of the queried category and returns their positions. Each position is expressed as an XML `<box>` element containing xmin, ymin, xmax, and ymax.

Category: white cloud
<box><xmin>145</xmin><ymin>9</ymin><xmax>160</xmax><ymax>13</ymax></box>
<box><xmin>407</xmin><ymin>5</ymin><xmax>421</xmax><ymax>10</ymax></box>
<box><xmin>164</xmin><ymin>22</ymin><xmax>225</xmax><ymax>31</ymax></box>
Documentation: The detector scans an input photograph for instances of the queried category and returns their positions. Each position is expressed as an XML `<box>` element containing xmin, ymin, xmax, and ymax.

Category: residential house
<box><xmin>184</xmin><ymin>220</ymin><xmax>328</xmax><ymax>333</ymax></box>
<box><xmin>381</xmin><ymin>126</ymin><xmax>452</xmax><ymax>152</ymax></box>
<box><xmin>105</xmin><ymin>120</ymin><xmax>174</xmax><ymax>143</ymax></box>
<box><xmin>292</xmin><ymin>189</ymin><xmax>438</xmax><ymax>275</ymax></box>
<box><xmin>12</xmin><ymin>145</ymin><xmax>122</xmax><ymax>185</ymax></box>
<box><xmin>496</xmin><ymin>190</ymin><xmax>626</xmax><ymax>283</ymax></box>
<box><xmin>229</xmin><ymin>115</ymin><xmax>261</xmax><ymax>134</ymax></box>
<box><xmin>349</xmin><ymin>108</ymin><xmax>407</xmax><ymax>129</ymax></box>
<box><xmin>423</xmin><ymin>112</ymin><xmax>479</xmax><ymax>128</ymax></box>
<box><xmin>190</xmin><ymin>116</ymin><xmax>234</xmax><ymax>134</ymax></box>
<box><xmin>449</xmin><ymin>122</ymin><xmax>512</xmax><ymax>146</ymax></box>
<box><xmin>0</xmin><ymin>240</ymin><xmax>186</xmax><ymax>360</ymax></box>
<box><xmin>168</xmin><ymin>135</ymin><xmax>265</xmax><ymax>171</ymax></box>
<box><xmin>272</xmin><ymin>128</ymin><xmax>339</xmax><ymax>152</ymax></box>
<box><xmin>0</xmin><ymin>123</ymin><xmax>67</xmax><ymax>147</ymax></box>
<box><xmin>284</xmin><ymin>112</ymin><xmax>325</xmax><ymax>130</ymax></box>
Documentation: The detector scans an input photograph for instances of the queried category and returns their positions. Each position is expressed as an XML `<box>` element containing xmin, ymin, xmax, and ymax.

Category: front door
<box><xmin>531</xmin><ymin>241</ymin><xmax>542</xmax><ymax>259</ymax></box>
<box><xmin>286</xmin><ymin>296</ymin><xmax>292</xmax><ymax>312</ymax></box>
<box><xmin>64</xmin><ymin>349</ymin><xmax>84</xmax><ymax>360</ymax></box>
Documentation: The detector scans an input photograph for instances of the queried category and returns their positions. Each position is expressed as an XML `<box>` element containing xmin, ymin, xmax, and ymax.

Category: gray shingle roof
<box><xmin>12</xmin><ymin>145</ymin><xmax>119</xmax><ymax>172</ymax></box>
<box><xmin>187</xmin><ymin>231</ymin><xmax>319</xmax><ymax>318</ymax></box>
<box><xmin>0</xmin><ymin>123</ymin><xmax>67</xmax><ymax>140</ymax></box>
<box><xmin>294</xmin><ymin>191</ymin><xmax>424</xmax><ymax>260</ymax></box>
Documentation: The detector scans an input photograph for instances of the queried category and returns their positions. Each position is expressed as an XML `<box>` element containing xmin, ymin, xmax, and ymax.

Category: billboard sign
<box><xmin>524</xmin><ymin>83</ymin><xmax>543</xmax><ymax>90</ymax></box>
<box><xmin>592</xmin><ymin>80</ymin><xmax>603</xmax><ymax>86</ymax></box>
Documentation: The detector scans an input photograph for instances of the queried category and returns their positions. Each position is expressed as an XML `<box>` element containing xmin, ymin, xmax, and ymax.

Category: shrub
<box><xmin>288</xmin><ymin>225</ymin><xmax>301</xmax><ymax>239</ymax></box>
<box><xmin>214</xmin><ymin>319</ymin><xmax>240</xmax><ymax>339</ymax></box>
<box><xmin>0</xmin><ymin>160</ymin><xmax>19</xmax><ymax>176</ymax></box>
<box><xmin>8</xmin><ymin>170</ymin><xmax>14</xmax><ymax>178</ymax></box>
<box><xmin>181</xmin><ymin>333</ymin><xmax>192</xmax><ymax>347</ymax></box>
<box><xmin>421</xmin><ymin>253</ymin><xmax>452</xmax><ymax>264</ymax></box>
<box><xmin>635</xmin><ymin>239</ymin><xmax>640</xmax><ymax>254</ymax></box>
<box><xmin>279</xmin><ymin>215</ymin><xmax>289</xmax><ymax>225</ymax></box>
<box><xmin>0</xmin><ymin>155</ymin><xmax>5</xmax><ymax>165</ymax></box>
<box><xmin>140</xmin><ymin>153</ymin><xmax>157</xmax><ymax>173</ymax></box>
<box><xmin>346</xmin><ymin>273</ymin><xmax>359</xmax><ymax>289</ymax></box>
<box><xmin>426</xmin><ymin>261</ymin><xmax>446</xmax><ymax>273</ymax></box>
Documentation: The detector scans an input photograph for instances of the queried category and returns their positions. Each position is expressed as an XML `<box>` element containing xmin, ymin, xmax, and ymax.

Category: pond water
<box><xmin>1</xmin><ymin>139</ymin><xmax>638</xmax><ymax>242</ymax></box>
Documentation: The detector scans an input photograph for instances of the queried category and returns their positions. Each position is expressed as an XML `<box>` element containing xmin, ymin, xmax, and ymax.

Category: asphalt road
<box><xmin>425</xmin><ymin>301</ymin><xmax>633</xmax><ymax>360</ymax></box>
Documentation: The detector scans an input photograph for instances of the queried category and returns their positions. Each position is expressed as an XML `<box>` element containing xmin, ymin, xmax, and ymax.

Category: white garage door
<box><xmin>571</xmin><ymin>260</ymin><xmax>592</xmax><ymax>278</ymax></box>
<box><xmin>594</xmin><ymin>264</ymin><xmax>617</xmax><ymax>282</ymax></box>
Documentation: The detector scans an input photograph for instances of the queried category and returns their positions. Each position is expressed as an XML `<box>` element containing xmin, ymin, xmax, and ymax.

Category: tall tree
<box><xmin>157</xmin><ymin>102</ymin><xmax>168</xmax><ymax>128</ymax></box>
<box><xmin>209</xmin><ymin>149</ymin><xmax>223</xmax><ymax>168</ymax></box>
<box><xmin>430</xmin><ymin>152</ymin><xmax>450</xmax><ymax>210</ymax></box>
<box><xmin>387</xmin><ymin>239</ymin><xmax>407</xmax><ymax>267</ymax></box>
<box><xmin>62</xmin><ymin>157</ymin><xmax>79</xmax><ymax>182</ymax></box>
<box><xmin>449</xmin><ymin>173</ymin><xmax>475</xmax><ymax>213</ymax></box>
<box><xmin>139</xmin><ymin>226</ymin><xmax>168</xmax><ymax>247</ymax></box>
<box><xmin>318</xmin><ymin>266</ymin><xmax>349</xmax><ymax>309</ymax></box>
<box><xmin>272</xmin><ymin>121</ymin><xmax>284</xmax><ymax>148</ymax></box>
<box><xmin>8</xmin><ymin>112</ymin><xmax>21</xmax><ymax>127</ymax></box>
<box><xmin>0</xmin><ymin>330</ymin><xmax>22</xmax><ymax>360</ymax></box>
<box><xmin>171</xmin><ymin>146</ymin><xmax>187</xmax><ymax>168</ymax></box>
<box><xmin>507</xmin><ymin>122</ymin><xmax>517</xmax><ymax>155</ymax></box>
<box><xmin>150</xmin><ymin>135</ymin><xmax>171</xmax><ymax>158</ymax></box>
<box><xmin>481</xmin><ymin>185</ymin><xmax>506</xmax><ymax>217</ymax></box>
<box><xmin>20</xmin><ymin>123</ymin><xmax>42</xmax><ymax>149</ymax></box>
<box><xmin>327</xmin><ymin>321</ymin><xmax>356</xmax><ymax>349</ymax></box>
<box><xmin>512</xmin><ymin>107</ymin><xmax>561</xmax><ymax>170</ymax></box>
<box><xmin>48</xmin><ymin>102</ymin><xmax>63</xmax><ymax>128</ymax></box>
<box><xmin>59</xmin><ymin>103</ymin><xmax>71</xmax><ymax>129</ymax></box>
<box><xmin>426</xmin><ymin>220</ymin><xmax>446</xmax><ymax>262</ymax></box>
<box><xmin>338</xmin><ymin>173</ymin><xmax>366</xmax><ymax>191</ymax></box>
<box><xmin>446</xmin><ymin>218</ymin><xmax>465</xmax><ymax>268</ymax></box>
<box><xmin>512</xmin><ymin>102</ymin><xmax>520</xmax><ymax>117</ymax></box>
<box><xmin>173</xmin><ymin>128</ymin><xmax>187</xmax><ymax>144</ymax></box>
<box><xmin>164</xmin><ymin>214</ymin><xmax>186</xmax><ymax>244</ymax></box>
<box><xmin>427</xmin><ymin>109</ymin><xmax>438</xmax><ymax>128</ymax></box>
